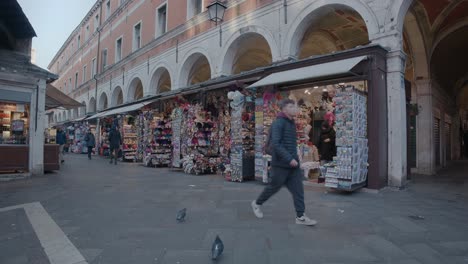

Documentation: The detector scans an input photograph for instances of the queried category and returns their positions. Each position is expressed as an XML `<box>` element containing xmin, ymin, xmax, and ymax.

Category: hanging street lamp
<box><xmin>206</xmin><ymin>1</ymin><xmax>227</xmax><ymax>47</ymax></box>
<box><xmin>207</xmin><ymin>1</ymin><xmax>227</xmax><ymax>25</ymax></box>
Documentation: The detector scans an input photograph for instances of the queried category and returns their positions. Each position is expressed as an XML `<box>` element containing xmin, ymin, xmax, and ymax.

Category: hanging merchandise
<box><xmin>181</xmin><ymin>104</ymin><xmax>220</xmax><ymax>175</ymax></box>
<box><xmin>122</xmin><ymin>115</ymin><xmax>138</xmax><ymax>162</ymax></box>
<box><xmin>171</xmin><ymin>108</ymin><xmax>183</xmax><ymax>168</ymax></box>
<box><xmin>254</xmin><ymin>88</ymin><xmax>286</xmax><ymax>183</ymax></box>
<box><xmin>226</xmin><ymin>91</ymin><xmax>255</xmax><ymax>182</ymax></box>
<box><xmin>145</xmin><ymin>114</ymin><xmax>172</xmax><ymax>167</ymax></box>
<box><xmin>324</xmin><ymin>86</ymin><xmax>368</xmax><ymax>190</ymax></box>
<box><xmin>99</xmin><ymin>117</ymin><xmax>113</xmax><ymax>157</ymax></box>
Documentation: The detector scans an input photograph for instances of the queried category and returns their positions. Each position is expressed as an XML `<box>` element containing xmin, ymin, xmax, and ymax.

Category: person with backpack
<box><xmin>251</xmin><ymin>99</ymin><xmax>317</xmax><ymax>226</ymax></box>
<box><xmin>108</xmin><ymin>126</ymin><xmax>122</xmax><ymax>165</ymax></box>
<box><xmin>84</xmin><ymin>130</ymin><xmax>96</xmax><ymax>160</ymax></box>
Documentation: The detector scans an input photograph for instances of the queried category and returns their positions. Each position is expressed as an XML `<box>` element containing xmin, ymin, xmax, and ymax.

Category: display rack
<box><xmin>145</xmin><ymin>116</ymin><xmax>172</xmax><ymax>167</ymax></box>
<box><xmin>122</xmin><ymin>124</ymin><xmax>137</xmax><ymax>161</ymax></box>
<box><xmin>229</xmin><ymin>98</ymin><xmax>255</xmax><ymax>182</ymax></box>
<box><xmin>181</xmin><ymin>105</ymin><xmax>219</xmax><ymax>175</ymax></box>
<box><xmin>325</xmin><ymin>86</ymin><xmax>368</xmax><ymax>191</ymax></box>
<box><xmin>171</xmin><ymin>108</ymin><xmax>183</xmax><ymax>168</ymax></box>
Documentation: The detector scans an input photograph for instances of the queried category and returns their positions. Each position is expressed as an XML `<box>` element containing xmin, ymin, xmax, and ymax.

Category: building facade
<box><xmin>48</xmin><ymin>0</ymin><xmax>468</xmax><ymax>187</ymax></box>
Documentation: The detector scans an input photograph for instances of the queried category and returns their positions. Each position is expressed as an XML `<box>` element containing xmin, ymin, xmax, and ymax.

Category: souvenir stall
<box><xmin>171</xmin><ymin>107</ymin><xmax>183</xmax><ymax>168</ymax></box>
<box><xmin>68</xmin><ymin>122</ymin><xmax>94</xmax><ymax>154</ymax></box>
<box><xmin>226</xmin><ymin>91</ymin><xmax>255</xmax><ymax>182</ymax></box>
<box><xmin>323</xmin><ymin>86</ymin><xmax>368</xmax><ymax>190</ymax></box>
<box><xmin>121</xmin><ymin>114</ymin><xmax>138</xmax><ymax>162</ymax></box>
<box><xmin>98</xmin><ymin>116</ymin><xmax>114</xmax><ymax>157</ymax></box>
<box><xmin>252</xmin><ymin>81</ymin><xmax>369</xmax><ymax>191</ymax></box>
<box><xmin>178</xmin><ymin>91</ymin><xmax>231</xmax><ymax>175</ymax></box>
<box><xmin>137</xmin><ymin>101</ymin><xmax>175</xmax><ymax>167</ymax></box>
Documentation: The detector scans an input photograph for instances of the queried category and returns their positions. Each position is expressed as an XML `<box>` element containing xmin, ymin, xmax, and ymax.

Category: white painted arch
<box><xmin>126</xmin><ymin>75</ymin><xmax>144</xmax><ymax>103</ymax></box>
<box><xmin>284</xmin><ymin>0</ymin><xmax>380</xmax><ymax>58</ymax></box>
<box><xmin>178</xmin><ymin>47</ymin><xmax>214</xmax><ymax>88</ymax></box>
<box><xmin>148</xmin><ymin>61</ymin><xmax>174</xmax><ymax>95</ymax></box>
<box><xmin>218</xmin><ymin>25</ymin><xmax>280</xmax><ymax>76</ymax></box>
<box><xmin>111</xmin><ymin>86</ymin><xmax>124</xmax><ymax>107</ymax></box>
<box><xmin>98</xmin><ymin>91</ymin><xmax>109</xmax><ymax>111</ymax></box>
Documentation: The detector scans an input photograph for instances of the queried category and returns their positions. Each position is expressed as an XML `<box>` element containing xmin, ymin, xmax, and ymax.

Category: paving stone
<box><xmin>433</xmin><ymin>241</ymin><xmax>468</xmax><ymax>256</ymax></box>
<box><xmin>403</xmin><ymin>243</ymin><xmax>444</xmax><ymax>264</ymax></box>
<box><xmin>1</xmin><ymin>155</ymin><xmax>468</xmax><ymax>264</ymax></box>
<box><xmin>358</xmin><ymin>234</ymin><xmax>410</xmax><ymax>260</ymax></box>
<box><xmin>382</xmin><ymin>216</ymin><xmax>427</xmax><ymax>233</ymax></box>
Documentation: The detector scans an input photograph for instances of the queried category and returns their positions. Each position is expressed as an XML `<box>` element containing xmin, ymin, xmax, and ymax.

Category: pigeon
<box><xmin>176</xmin><ymin>208</ymin><xmax>187</xmax><ymax>222</ymax></box>
<box><xmin>211</xmin><ymin>235</ymin><xmax>224</xmax><ymax>260</ymax></box>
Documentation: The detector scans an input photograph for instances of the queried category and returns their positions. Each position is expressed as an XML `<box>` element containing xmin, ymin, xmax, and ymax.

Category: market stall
<box><xmin>247</xmin><ymin>47</ymin><xmax>389</xmax><ymax>190</ymax></box>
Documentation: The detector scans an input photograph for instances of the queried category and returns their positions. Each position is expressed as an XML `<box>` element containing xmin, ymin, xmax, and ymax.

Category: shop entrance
<box><xmin>253</xmin><ymin>79</ymin><xmax>371</xmax><ymax>191</ymax></box>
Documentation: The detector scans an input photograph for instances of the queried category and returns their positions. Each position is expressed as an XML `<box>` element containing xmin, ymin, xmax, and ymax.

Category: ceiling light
<box><xmin>313</xmin><ymin>86</ymin><xmax>319</xmax><ymax>89</ymax></box>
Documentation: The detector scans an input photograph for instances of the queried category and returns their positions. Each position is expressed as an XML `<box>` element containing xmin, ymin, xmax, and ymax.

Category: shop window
<box><xmin>95</xmin><ymin>14</ymin><xmax>99</xmax><ymax>32</ymax></box>
<box><xmin>156</xmin><ymin>4</ymin><xmax>167</xmax><ymax>37</ymax></box>
<box><xmin>187</xmin><ymin>0</ymin><xmax>203</xmax><ymax>20</ymax></box>
<box><xmin>102</xmin><ymin>49</ymin><xmax>108</xmax><ymax>71</ymax></box>
<box><xmin>86</xmin><ymin>25</ymin><xmax>90</xmax><ymax>40</ymax></box>
<box><xmin>106</xmin><ymin>0</ymin><xmax>111</xmax><ymax>19</ymax></box>
<box><xmin>115</xmin><ymin>37</ymin><xmax>122</xmax><ymax>62</ymax></box>
<box><xmin>92</xmin><ymin>58</ymin><xmax>97</xmax><ymax>77</ymax></box>
<box><xmin>133</xmin><ymin>22</ymin><xmax>141</xmax><ymax>51</ymax></box>
<box><xmin>83</xmin><ymin>65</ymin><xmax>87</xmax><ymax>83</ymax></box>
<box><xmin>0</xmin><ymin>103</ymin><xmax>30</xmax><ymax>145</ymax></box>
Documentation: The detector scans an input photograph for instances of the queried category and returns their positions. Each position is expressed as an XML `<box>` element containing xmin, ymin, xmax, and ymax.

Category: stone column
<box><xmin>386</xmin><ymin>50</ymin><xmax>408</xmax><ymax>187</ymax></box>
<box><xmin>414</xmin><ymin>78</ymin><xmax>434</xmax><ymax>174</ymax></box>
<box><xmin>29</xmin><ymin>79</ymin><xmax>47</xmax><ymax>175</ymax></box>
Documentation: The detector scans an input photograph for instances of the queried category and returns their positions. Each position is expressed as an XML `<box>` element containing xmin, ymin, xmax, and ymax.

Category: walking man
<box><xmin>108</xmin><ymin>126</ymin><xmax>122</xmax><ymax>165</ymax></box>
<box><xmin>56</xmin><ymin>128</ymin><xmax>66</xmax><ymax>164</ymax></box>
<box><xmin>251</xmin><ymin>99</ymin><xmax>317</xmax><ymax>226</ymax></box>
<box><xmin>84</xmin><ymin>130</ymin><xmax>96</xmax><ymax>160</ymax></box>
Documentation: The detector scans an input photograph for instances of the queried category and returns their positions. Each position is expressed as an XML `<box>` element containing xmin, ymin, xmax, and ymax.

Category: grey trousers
<box><xmin>256</xmin><ymin>166</ymin><xmax>305</xmax><ymax>217</ymax></box>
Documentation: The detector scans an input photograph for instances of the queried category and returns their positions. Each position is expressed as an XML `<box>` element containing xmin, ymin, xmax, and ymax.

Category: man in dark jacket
<box><xmin>108</xmin><ymin>126</ymin><xmax>122</xmax><ymax>165</ymax></box>
<box><xmin>318</xmin><ymin>121</ymin><xmax>336</xmax><ymax>162</ymax></box>
<box><xmin>56</xmin><ymin>128</ymin><xmax>67</xmax><ymax>164</ymax></box>
<box><xmin>251</xmin><ymin>99</ymin><xmax>317</xmax><ymax>226</ymax></box>
<box><xmin>84</xmin><ymin>130</ymin><xmax>96</xmax><ymax>160</ymax></box>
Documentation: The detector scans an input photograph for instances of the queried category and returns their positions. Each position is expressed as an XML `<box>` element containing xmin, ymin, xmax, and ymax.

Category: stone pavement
<box><xmin>1</xmin><ymin>154</ymin><xmax>468</xmax><ymax>264</ymax></box>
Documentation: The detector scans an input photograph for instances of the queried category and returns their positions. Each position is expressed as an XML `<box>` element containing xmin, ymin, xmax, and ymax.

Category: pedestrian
<box><xmin>317</xmin><ymin>121</ymin><xmax>336</xmax><ymax>164</ymax></box>
<box><xmin>56</xmin><ymin>128</ymin><xmax>67</xmax><ymax>164</ymax></box>
<box><xmin>251</xmin><ymin>99</ymin><xmax>317</xmax><ymax>226</ymax></box>
<box><xmin>84</xmin><ymin>130</ymin><xmax>96</xmax><ymax>160</ymax></box>
<box><xmin>108</xmin><ymin>126</ymin><xmax>122</xmax><ymax>165</ymax></box>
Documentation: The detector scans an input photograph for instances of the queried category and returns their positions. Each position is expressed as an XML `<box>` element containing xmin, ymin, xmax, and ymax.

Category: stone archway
<box><xmin>221</xmin><ymin>32</ymin><xmax>273</xmax><ymax>75</ymax></box>
<box><xmin>150</xmin><ymin>67</ymin><xmax>172</xmax><ymax>94</ymax></box>
<box><xmin>285</xmin><ymin>1</ymin><xmax>379</xmax><ymax>58</ymax></box>
<box><xmin>111</xmin><ymin>86</ymin><xmax>124</xmax><ymax>107</ymax></box>
<box><xmin>179</xmin><ymin>52</ymin><xmax>212</xmax><ymax>87</ymax></box>
<box><xmin>127</xmin><ymin>77</ymin><xmax>144</xmax><ymax>102</ymax></box>
<box><xmin>88</xmin><ymin>97</ymin><xmax>96</xmax><ymax>113</ymax></box>
<box><xmin>98</xmin><ymin>92</ymin><xmax>109</xmax><ymax>111</ymax></box>
<box><xmin>289</xmin><ymin>4</ymin><xmax>370</xmax><ymax>59</ymax></box>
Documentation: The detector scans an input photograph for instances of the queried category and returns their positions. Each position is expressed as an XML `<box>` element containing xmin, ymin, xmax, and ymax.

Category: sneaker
<box><xmin>295</xmin><ymin>215</ymin><xmax>317</xmax><ymax>226</ymax></box>
<box><xmin>251</xmin><ymin>200</ymin><xmax>263</xmax><ymax>219</ymax></box>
